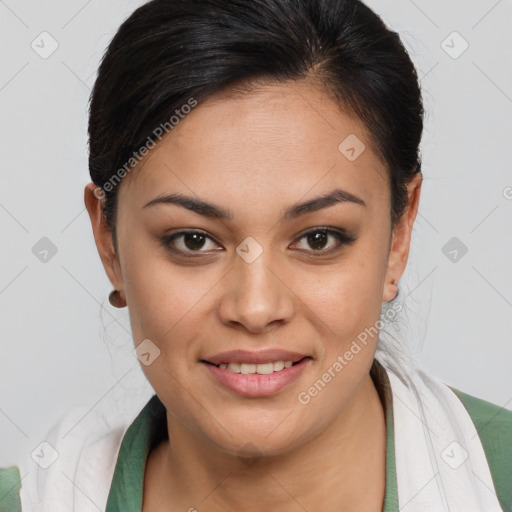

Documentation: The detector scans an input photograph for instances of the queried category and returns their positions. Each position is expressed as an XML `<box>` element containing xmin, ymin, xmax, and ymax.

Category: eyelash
<box><xmin>160</xmin><ymin>227</ymin><xmax>357</xmax><ymax>258</ymax></box>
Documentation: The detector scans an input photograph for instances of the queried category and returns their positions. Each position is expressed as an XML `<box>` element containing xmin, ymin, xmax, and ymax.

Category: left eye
<box><xmin>292</xmin><ymin>228</ymin><xmax>356</xmax><ymax>254</ymax></box>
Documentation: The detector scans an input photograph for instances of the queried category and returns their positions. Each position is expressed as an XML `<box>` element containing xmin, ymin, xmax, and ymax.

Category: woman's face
<box><xmin>86</xmin><ymin>79</ymin><xmax>420</xmax><ymax>458</ymax></box>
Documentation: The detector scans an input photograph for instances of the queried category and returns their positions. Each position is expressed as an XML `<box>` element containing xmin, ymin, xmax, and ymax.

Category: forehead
<box><xmin>119</xmin><ymin>80</ymin><xmax>389</xmax><ymax>215</ymax></box>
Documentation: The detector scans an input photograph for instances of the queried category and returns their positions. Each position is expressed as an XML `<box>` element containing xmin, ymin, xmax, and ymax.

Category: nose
<box><xmin>217</xmin><ymin>245</ymin><xmax>295</xmax><ymax>334</ymax></box>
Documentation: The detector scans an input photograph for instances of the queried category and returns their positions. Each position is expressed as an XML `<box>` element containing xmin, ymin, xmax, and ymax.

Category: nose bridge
<box><xmin>237</xmin><ymin>248</ymin><xmax>276</xmax><ymax>298</ymax></box>
<box><xmin>220</xmin><ymin>237</ymin><xmax>293</xmax><ymax>331</ymax></box>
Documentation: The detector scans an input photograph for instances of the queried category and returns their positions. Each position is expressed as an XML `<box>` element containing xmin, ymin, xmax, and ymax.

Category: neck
<box><xmin>146</xmin><ymin>373</ymin><xmax>386</xmax><ymax>512</ymax></box>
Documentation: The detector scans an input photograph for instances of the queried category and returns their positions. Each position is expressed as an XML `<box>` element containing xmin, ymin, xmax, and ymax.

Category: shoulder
<box><xmin>0</xmin><ymin>466</ymin><xmax>22</xmax><ymax>512</ymax></box>
<box><xmin>10</xmin><ymin>399</ymin><xmax>142</xmax><ymax>512</ymax></box>
<box><xmin>450</xmin><ymin>387</ymin><xmax>512</xmax><ymax>512</ymax></box>
<box><xmin>450</xmin><ymin>386</ymin><xmax>512</xmax><ymax>445</ymax></box>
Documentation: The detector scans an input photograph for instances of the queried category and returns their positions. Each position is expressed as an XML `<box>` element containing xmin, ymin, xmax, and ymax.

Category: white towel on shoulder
<box><xmin>385</xmin><ymin>362</ymin><xmax>503</xmax><ymax>511</ymax></box>
<box><xmin>18</xmin><ymin>403</ymin><xmax>131</xmax><ymax>512</ymax></box>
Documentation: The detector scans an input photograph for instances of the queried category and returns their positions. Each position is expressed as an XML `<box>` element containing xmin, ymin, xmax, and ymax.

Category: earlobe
<box><xmin>384</xmin><ymin>279</ymin><xmax>400</xmax><ymax>303</ymax></box>
<box><xmin>382</xmin><ymin>277</ymin><xmax>400</xmax><ymax>303</ymax></box>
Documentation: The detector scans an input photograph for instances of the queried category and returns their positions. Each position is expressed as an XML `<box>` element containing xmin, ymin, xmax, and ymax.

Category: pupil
<box><xmin>309</xmin><ymin>231</ymin><xmax>327</xmax><ymax>250</ymax></box>
<box><xmin>184</xmin><ymin>233</ymin><xmax>205</xmax><ymax>250</ymax></box>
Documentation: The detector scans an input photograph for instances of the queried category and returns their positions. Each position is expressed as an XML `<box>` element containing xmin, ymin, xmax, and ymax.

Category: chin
<box><xmin>203</xmin><ymin>419</ymin><xmax>310</xmax><ymax>461</ymax></box>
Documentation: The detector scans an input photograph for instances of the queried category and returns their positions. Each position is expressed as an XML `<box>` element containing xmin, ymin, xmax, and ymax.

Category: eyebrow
<box><xmin>143</xmin><ymin>188</ymin><xmax>366</xmax><ymax>221</ymax></box>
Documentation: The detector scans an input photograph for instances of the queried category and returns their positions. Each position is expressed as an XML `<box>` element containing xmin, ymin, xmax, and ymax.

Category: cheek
<box><xmin>294</xmin><ymin>252</ymin><xmax>387</xmax><ymax>339</ymax></box>
<box><xmin>120</xmin><ymin>242</ymin><xmax>200</xmax><ymax>347</ymax></box>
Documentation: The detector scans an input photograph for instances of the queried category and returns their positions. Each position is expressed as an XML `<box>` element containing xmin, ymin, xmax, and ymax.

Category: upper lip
<box><xmin>202</xmin><ymin>349</ymin><xmax>310</xmax><ymax>366</ymax></box>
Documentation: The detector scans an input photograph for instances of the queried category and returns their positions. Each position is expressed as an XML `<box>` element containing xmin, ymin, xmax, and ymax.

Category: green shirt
<box><xmin>2</xmin><ymin>363</ymin><xmax>511</xmax><ymax>511</ymax></box>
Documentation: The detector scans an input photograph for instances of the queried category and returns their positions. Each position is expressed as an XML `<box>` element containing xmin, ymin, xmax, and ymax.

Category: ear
<box><xmin>382</xmin><ymin>172</ymin><xmax>422</xmax><ymax>302</ymax></box>
<box><xmin>84</xmin><ymin>183</ymin><xmax>125</xmax><ymax>294</ymax></box>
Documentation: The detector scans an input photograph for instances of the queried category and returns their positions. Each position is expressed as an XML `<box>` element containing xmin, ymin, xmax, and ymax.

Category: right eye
<box><xmin>160</xmin><ymin>230</ymin><xmax>223</xmax><ymax>256</ymax></box>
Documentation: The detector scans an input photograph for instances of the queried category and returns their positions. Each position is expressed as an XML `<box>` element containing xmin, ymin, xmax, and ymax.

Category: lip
<box><xmin>202</xmin><ymin>349</ymin><xmax>310</xmax><ymax>366</ymax></box>
<box><xmin>201</xmin><ymin>355</ymin><xmax>312</xmax><ymax>397</ymax></box>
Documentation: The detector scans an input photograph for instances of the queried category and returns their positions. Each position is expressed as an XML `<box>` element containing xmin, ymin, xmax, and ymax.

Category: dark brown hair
<box><xmin>88</xmin><ymin>0</ymin><xmax>424</xmax><ymax>246</ymax></box>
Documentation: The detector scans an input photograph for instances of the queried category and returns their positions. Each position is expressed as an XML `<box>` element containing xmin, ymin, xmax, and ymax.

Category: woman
<box><xmin>2</xmin><ymin>0</ymin><xmax>510</xmax><ymax>510</ymax></box>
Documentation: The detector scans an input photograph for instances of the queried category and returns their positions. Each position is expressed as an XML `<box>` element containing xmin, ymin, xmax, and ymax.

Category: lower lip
<box><xmin>202</xmin><ymin>358</ymin><xmax>312</xmax><ymax>397</ymax></box>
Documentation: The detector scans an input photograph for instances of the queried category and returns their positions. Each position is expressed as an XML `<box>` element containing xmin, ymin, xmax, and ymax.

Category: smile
<box><xmin>201</xmin><ymin>356</ymin><xmax>312</xmax><ymax>397</ymax></box>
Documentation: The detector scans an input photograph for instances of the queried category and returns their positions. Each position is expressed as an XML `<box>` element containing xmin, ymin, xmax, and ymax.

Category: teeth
<box><xmin>273</xmin><ymin>361</ymin><xmax>285</xmax><ymax>371</ymax></box>
<box><xmin>241</xmin><ymin>363</ymin><xmax>256</xmax><ymax>374</ymax></box>
<box><xmin>217</xmin><ymin>360</ymin><xmax>297</xmax><ymax>374</ymax></box>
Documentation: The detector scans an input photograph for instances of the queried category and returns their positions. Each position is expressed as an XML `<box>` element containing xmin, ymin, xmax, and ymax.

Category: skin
<box><xmin>85</xmin><ymin>78</ymin><xmax>421</xmax><ymax>511</ymax></box>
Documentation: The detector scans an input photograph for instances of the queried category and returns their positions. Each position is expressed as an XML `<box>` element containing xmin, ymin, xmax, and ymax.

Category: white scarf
<box><xmin>385</xmin><ymin>362</ymin><xmax>504</xmax><ymax>511</ymax></box>
<box><xmin>18</xmin><ymin>363</ymin><xmax>504</xmax><ymax>511</ymax></box>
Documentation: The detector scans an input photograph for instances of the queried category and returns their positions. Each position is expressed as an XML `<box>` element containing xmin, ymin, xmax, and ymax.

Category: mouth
<box><xmin>199</xmin><ymin>350</ymin><xmax>313</xmax><ymax>397</ymax></box>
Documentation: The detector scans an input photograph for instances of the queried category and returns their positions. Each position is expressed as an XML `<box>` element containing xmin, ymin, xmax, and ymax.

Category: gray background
<box><xmin>1</xmin><ymin>0</ymin><xmax>511</xmax><ymax>467</ymax></box>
